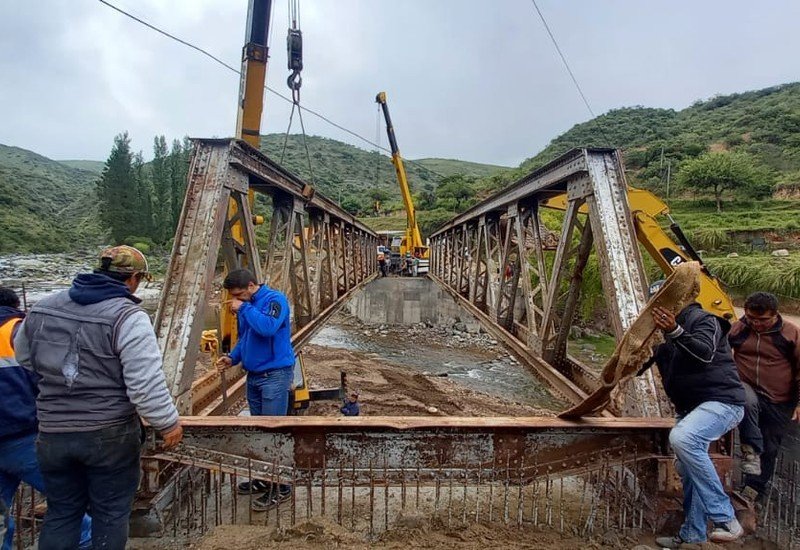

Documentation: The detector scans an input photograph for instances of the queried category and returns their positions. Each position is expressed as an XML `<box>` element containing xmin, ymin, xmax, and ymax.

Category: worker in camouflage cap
<box><xmin>13</xmin><ymin>242</ymin><xmax>181</xmax><ymax>548</ymax></box>
<box><xmin>98</xmin><ymin>245</ymin><xmax>152</xmax><ymax>281</ymax></box>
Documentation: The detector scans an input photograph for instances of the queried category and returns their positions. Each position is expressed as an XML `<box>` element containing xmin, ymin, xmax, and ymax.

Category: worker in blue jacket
<box><xmin>215</xmin><ymin>269</ymin><xmax>295</xmax><ymax>511</ymax></box>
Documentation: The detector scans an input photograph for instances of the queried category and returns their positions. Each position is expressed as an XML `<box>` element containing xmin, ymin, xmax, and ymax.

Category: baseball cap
<box><xmin>99</xmin><ymin>245</ymin><xmax>152</xmax><ymax>281</ymax></box>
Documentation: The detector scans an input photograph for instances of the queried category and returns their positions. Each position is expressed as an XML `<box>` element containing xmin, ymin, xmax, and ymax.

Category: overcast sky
<box><xmin>1</xmin><ymin>0</ymin><xmax>799</xmax><ymax>167</ymax></box>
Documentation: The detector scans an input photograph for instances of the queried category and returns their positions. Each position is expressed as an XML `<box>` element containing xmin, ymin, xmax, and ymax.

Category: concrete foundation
<box><xmin>344</xmin><ymin>276</ymin><xmax>481</xmax><ymax>331</ymax></box>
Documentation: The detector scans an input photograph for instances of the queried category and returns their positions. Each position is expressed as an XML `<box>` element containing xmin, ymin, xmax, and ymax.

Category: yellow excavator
<box><xmin>376</xmin><ymin>92</ymin><xmax>430</xmax><ymax>274</ymax></box>
<box><xmin>544</xmin><ymin>187</ymin><xmax>736</xmax><ymax>319</ymax></box>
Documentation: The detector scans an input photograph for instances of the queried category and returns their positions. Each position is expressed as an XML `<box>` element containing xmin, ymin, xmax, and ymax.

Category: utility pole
<box><xmin>666</xmin><ymin>160</ymin><xmax>671</xmax><ymax>200</ymax></box>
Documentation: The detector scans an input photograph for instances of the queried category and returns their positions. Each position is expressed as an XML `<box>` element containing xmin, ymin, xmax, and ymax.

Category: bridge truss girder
<box><xmin>153</xmin><ymin>139</ymin><xmax>378</xmax><ymax>414</ymax></box>
<box><xmin>430</xmin><ymin>148</ymin><xmax>663</xmax><ymax>417</ymax></box>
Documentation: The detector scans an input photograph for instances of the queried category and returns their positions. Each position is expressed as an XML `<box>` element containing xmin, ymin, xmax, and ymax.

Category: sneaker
<box><xmin>741</xmin><ymin>485</ymin><xmax>759</xmax><ymax>504</ymax></box>
<box><xmin>654</xmin><ymin>535</ymin><xmax>688</xmax><ymax>548</ymax></box>
<box><xmin>251</xmin><ymin>487</ymin><xmax>292</xmax><ymax>512</ymax></box>
<box><xmin>710</xmin><ymin>518</ymin><xmax>743</xmax><ymax>543</ymax></box>
<box><xmin>740</xmin><ymin>444</ymin><xmax>762</xmax><ymax>476</ymax></box>
<box><xmin>237</xmin><ymin>479</ymin><xmax>271</xmax><ymax>494</ymax></box>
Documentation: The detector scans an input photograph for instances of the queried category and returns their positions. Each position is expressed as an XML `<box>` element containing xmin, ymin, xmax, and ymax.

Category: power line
<box><xmin>530</xmin><ymin>0</ymin><xmax>596</xmax><ymax>119</ymax></box>
<box><xmin>96</xmin><ymin>0</ymin><xmax>448</xmax><ymax>182</ymax></box>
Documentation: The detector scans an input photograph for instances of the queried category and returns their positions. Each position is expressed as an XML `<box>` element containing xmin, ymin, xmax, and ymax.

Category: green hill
<box><xmin>58</xmin><ymin>160</ymin><xmax>105</xmax><ymax>174</ymax></box>
<box><xmin>0</xmin><ymin>144</ymin><xmax>104</xmax><ymax>253</ymax></box>
<box><xmin>517</xmin><ymin>82</ymin><xmax>800</xmax><ymax>193</ymax></box>
<box><xmin>259</xmin><ymin>134</ymin><xmax>507</xmax><ymax>212</ymax></box>
<box><xmin>412</xmin><ymin>158</ymin><xmax>510</xmax><ymax>179</ymax></box>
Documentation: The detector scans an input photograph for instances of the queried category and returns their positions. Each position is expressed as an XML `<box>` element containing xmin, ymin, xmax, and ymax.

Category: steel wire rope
<box><xmin>96</xmin><ymin>0</ymin><xmax>449</xmax><ymax>183</ymax></box>
<box><xmin>529</xmin><ymin>0</ymin><xmax>614</xmax><ymax>146</ymax></box>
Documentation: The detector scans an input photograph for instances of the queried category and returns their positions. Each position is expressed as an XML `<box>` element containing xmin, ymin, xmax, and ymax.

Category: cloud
<box><xmin>1</xmin><ymin>0</ymin><xmax>799</xmax><ymax>167</ymax></box>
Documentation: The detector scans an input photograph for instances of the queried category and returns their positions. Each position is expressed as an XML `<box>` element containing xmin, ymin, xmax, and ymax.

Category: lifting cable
<box><xmin>279</xmin><ymin>0</ymin><xmax>315</xmax><ymax>185</ymax></box>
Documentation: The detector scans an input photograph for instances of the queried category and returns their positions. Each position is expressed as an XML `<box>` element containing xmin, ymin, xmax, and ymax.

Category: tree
<box><xmin>436</xmin><ymin>174</ymin><xmax>475</xmax><ymax>211</ymax></box>
<box><xmin>676</xmin><ymin>151</ymin><xmax>764</xmax><ymax>212</ymax></box>
<box><xmin>168</xmin><ymin>138</ymin><xmax>189</xmax><ymax>228</ymax></box>
<box><xmin>151</xmin><ymin>135</ymin><xmax>171</xmax><ymax>242</ymax></box>
<box><xmin>132</xmin><ymin>151</ymin><xmax>153</xmax><ymax>237</ymax></box>
<box><xmin>97</xmin><ymin>132</ymin><xmax>137</xmax><ymax>243</ymax></box>
<box><xmin>416</xmin><ymin>183</ymin><xmax>437</xmax><ymax>210</ymax></box>
<box><xmin>367</xmin><ymin>188</ymin><xmax>389</xmax><ymax>214</ymax></box>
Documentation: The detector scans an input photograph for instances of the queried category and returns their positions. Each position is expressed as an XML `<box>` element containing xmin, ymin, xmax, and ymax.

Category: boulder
<box><xmin>772</xmin><ymin>249</ymin><xmax>790</xmax><ymax>257</ymax></box>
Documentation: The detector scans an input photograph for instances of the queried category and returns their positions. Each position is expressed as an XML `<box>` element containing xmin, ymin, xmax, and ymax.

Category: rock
<box><xmin>426</xmin><ymin>406</ymin><xmax>439</xmax><ymax>414</ymax></box>
<box><xmin>489</xmin><ymin>340</ymin><xmax>498</xmax><ymax>346</ymax></box>
<box><xmin>580</xmin><ymin>343</ymin><xmax>596</xmax><ymax>351</ymax></box>
<box><xmin>569</xmin><ymin>326</ymin><xmax>583</xmax><ymax>339</ymax></box>
<box><xmin>726</xmin><ymin>252</ymin><xmax>739</xmax><ymax>258</ymax></box>
<box><xmin>453</xmin><ymin>322</ymin><xmax>467</xmax><ymax>332</ymax></box>
<box><xmin>772</xmin><ymin>248</ymin><xmax>790</xmax><ymax>257</ymax></box>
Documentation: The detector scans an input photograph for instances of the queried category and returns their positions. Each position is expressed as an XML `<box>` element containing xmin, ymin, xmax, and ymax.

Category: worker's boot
<box><xmin>740</xmin><ymin>444</ymin><xmax>762</xmax><ymax>476</ymax></box>
<box><xmin>656</xmin><ymin>535</ymin><xmax>702</xmax><ymax>550</ymax></box>
<box><xmin>709</xmin><ymin>517</ymin><xmax>744</xmax><ymax>543</ymax></box>
<box><xmin>237</xmin><ymin>479</ymin><xmax>271</xmax><ymax>494</ymax></box>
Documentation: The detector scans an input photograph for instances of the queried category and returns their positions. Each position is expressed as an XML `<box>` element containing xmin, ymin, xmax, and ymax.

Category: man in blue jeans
<box><xmin>215</xmin><ymin>269</ymin><xmax>295</xmax><ymax>511</ymax></box>
<box><xmin>640</xmin><ymin>301</ymin><xmax>746</xmax><ymax>548</ymax></box>
<box><xmin>14</xmin><ymin>247</ymin><xmax>182</xmax><ymax>550</ymax></box>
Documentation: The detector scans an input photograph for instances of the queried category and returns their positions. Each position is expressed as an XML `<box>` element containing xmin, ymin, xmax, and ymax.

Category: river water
<box><xmin>311</xmin><ymin>324</ymin><xmax>562</xmax><ymax>410</ymax></box>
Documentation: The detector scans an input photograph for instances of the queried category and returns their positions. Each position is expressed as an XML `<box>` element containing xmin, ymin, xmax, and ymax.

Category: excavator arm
<box><xmin>543</xmin><ymin>187</ymin><xmax>735</xmax><ymax>319</ymax></box>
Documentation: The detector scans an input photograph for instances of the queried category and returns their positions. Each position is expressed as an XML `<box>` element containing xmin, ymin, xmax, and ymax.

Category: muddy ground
<box><xmin>300</xmin><ymin>313</ymin><xmax>563</xmax><ymax>417</ymax></box>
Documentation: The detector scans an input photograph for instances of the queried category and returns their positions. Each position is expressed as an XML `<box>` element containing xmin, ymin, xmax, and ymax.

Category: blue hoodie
<box><xmin>69</xmin><ymin>272</ymin><xmax>141</xmax><ymax>305</ymax></box>
<box><xmin>0</xmin><ymin>306</ymin><xmax>37</xmax><ymax>442</ymax></box>
<box><xmin>229</xmin><ymin>285</ymin><xmax>295</xmax><ymax>373</ymax></box>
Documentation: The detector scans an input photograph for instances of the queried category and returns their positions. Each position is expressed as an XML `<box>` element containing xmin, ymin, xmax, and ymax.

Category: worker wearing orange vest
<box><xmin>0</xmin><ymin>287</ymin><xmax>92</xmax><ymax>549</ymax></box>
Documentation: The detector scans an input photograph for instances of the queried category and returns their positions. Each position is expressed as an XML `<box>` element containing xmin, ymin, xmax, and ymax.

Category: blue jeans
<box><xmin>246</xmin><ymin>367</ymin><xmax>293</xmax><ymax>416</ymax></box>
<box><xmin>36</xmin><ymin>418</ymin><xmax>142</xmax><ymax>550</ymax></box>
<box><xmin>671</xmin><ymin>401</ymin><xmax>744</xmax><ymax>543</ymax></box>
<box><xmin>0</xmin><ymin>432</ymin><xmax>91</xmax><ymax>550</ymax></box>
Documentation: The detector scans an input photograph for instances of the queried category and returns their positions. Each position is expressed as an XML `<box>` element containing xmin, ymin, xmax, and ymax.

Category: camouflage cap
<box><xmin>99</xmin><ymin>245</ymin><xmax>152</xmax><ymax>280</ymax></box>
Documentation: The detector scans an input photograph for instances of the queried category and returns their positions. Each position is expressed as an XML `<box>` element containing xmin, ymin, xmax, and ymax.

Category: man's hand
<box><xmin>229</xmin><ymin>298</ymin><xmax>244</xmax><ymax>313</ymax></box>
<box><xmin>793</xmin><ymin>406</ymin><xmax>800</xmax><ymax>423</ymax></box>
<box><xmin>161</xmin><ymin>423</ymin><xmax>184</xmax><ymax>450</ymax></box>
<box><xmin>215</xmin><ymin>355</ymin><xmax>232</xmax><ymax>372</ymax></box>
<box><xmin>652</xmin><ymin>306</ymin><xmax>677</xmax><ymax>332</ymax></box>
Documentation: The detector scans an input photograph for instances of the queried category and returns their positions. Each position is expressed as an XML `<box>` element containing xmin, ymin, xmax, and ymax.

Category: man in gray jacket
<box><xmin>14</xmin><ymin>246</ymin><xmax>183</xmax><ymax>550</ymax></box>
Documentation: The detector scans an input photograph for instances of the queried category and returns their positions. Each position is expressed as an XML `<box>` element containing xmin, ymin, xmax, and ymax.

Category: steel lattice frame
<box><xmin>429</xmin><ymin>148</ymin><xmax>662</xmax><ymax>417</ymax></box>
<box><xmin>153</xmin><ymin>138</ymin><xmax>378</xmax><ymax>414</ymax></box>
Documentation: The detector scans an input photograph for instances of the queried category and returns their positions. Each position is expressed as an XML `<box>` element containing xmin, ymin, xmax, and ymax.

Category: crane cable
<box><xmin>279</xmin><ymin>0</ymin><xmax>315</xmax><ymax>184</ymax></box>
<box><xmin>95</xmin><ymin>0</ymin><xmax>449</xmax><ymax>183</ymax></box>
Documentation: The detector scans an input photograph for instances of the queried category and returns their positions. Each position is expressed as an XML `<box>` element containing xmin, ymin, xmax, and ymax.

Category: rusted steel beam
<box><xmin>157</xmin><ymin>138</ymin><xmax>378</xmax><ymax>414</ymax></box>
<box><xmin>146</xmin><ymin>416</ymin><xmax>673</xmax><ymax>483</ymax></box>
<box><xmin>429</xmin><ymin>149</ymin><xmax>661</xmax><ymax>417</ymax></box>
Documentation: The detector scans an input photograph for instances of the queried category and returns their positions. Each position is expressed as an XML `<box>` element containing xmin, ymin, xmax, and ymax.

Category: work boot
<box><xmin>237</xmin><ymin>479</ymin><xmax>271</xmax><ymax>494</ymax></box>
<box><xmin>740</xmin><ymin>444</ymin><xmax>762</xmax><ymax>476</ymax></box>
<box><xmin>709</xmin><ymin>518</ymin><xmax>744</xmax><ymax>543</ymax></box>
<box><xmin>654</xmin><ymin>535</ymin><xmax>689</xmax><ymax>548</ymax></box>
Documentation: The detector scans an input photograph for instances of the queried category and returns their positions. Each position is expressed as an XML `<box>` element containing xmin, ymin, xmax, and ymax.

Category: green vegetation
<box><xmin>517</xmin><ymin>83</ymin><xmax>800</xmax><ymax>199</ymax></box>
<box><xmin>676</xmin><ymin>152</ymin><xmax>771</xmax><ymax>212</ymax></box>
<box><xmin>58</xmin><ymin>160</ymin><xmax>105</xmax><ymax>174</ymax></box>
<box><xmin>0</xmin><ymin>144</ymin><xmax>102</xmax><ymax>253</ymax></box>
<box><xmin>259</xmin><ymin>134</ymin><xmax>506</xmax><ymax>217</ymax></box>
<box><xmin>96</xmin><ymin>133</ymin><xmax>190</xmax><ymax>247</ymax></box>
<box><xmin>705</xmin><ymin>254</ymin><xmax>800</xmax><ymax>301</ymax></box>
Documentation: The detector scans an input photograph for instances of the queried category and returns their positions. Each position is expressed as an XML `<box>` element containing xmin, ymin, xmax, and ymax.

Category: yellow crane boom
<box><xmin>376</xmin><ymin>91</ymin><xmax>429</xmax><ymax>259</ymax></box>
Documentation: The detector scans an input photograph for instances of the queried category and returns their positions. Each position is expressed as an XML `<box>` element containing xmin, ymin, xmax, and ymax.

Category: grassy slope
<box><xmin>412</xmin><ymin>158</ymin><xmax>510</xmax><ymax>178</ymax></box>
<box><xmin>58</xmin><ymin>160</ymin><xmax>105</xmax><ymax>174</ymax></box>
<box><xmin>0</xmin><ymin>144</ymin><xmax>103</xmax><ymax>253</ymax></box>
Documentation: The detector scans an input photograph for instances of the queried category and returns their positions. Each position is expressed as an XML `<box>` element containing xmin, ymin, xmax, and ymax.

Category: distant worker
<box><xmin>14</xmin><ymin>247</ymin><xmax>182</xmax><ymax>550</ymax></box>
<box><xmin>215</xmin><ymin>268</ymin><xmax>295</xmax><ymax>511</ymax></box>
<box><xmin>340</xmin><ymin>390</ymin><xmax>361</xmax><ymax>416</ymax></box>
<box><xmin>412</xmin><ymin>255</ymin><xmax>420</xmax><ymax>277</ymax></box>
<box><xmin>729</xmin><ymin>292</ymin><xmax>800</xmax><ymax>504</ymax></box>
<box><xmin>379</xmin><ymin>254</ymin><xmax>388</xmax><ymax>278</ymax></box>
<box><xmin>0</xmin><ymin>287</ymin><xmax>93</xmax><ymax>550</ymax></box>
<box><xmin>640</xmin><ymin>299</ymin><xmax>745</xmax><ymax>547</ymax></box>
